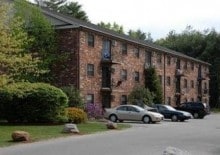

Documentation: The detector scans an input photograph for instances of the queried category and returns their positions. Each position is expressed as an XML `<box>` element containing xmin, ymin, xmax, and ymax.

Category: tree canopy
<box><xmin>0</xmin><ymin>2</ymin><xmax>44</xmax><ymax>85</ymax></box>
<box><xmin>34</xmin><ymin>0</ymin><xmax>89</xmax><ymax>22</ymax></box>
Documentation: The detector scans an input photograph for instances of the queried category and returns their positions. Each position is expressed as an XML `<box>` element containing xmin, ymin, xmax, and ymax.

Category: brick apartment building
<box><xmin>42</xmin><ymin>8</ymin><xmax>210</xmax><ymax>108</ymax></box>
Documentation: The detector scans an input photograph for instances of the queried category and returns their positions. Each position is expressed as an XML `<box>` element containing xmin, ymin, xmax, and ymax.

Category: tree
<box><xmin>14</xmin><ymin>0</ymin><xmax>57</xmax><ymax>82</ymax></box>
<box><xmin>59</xmin><ymin>2</ymin><xmax>89</xmax><ymax>22</ymax></box>
<box><xmin>34</xmin><ymin>0</ymin><xmax>66</xmax><ymax>10</ymax></box>
<box><xmin>128</xmin><ymin>29</ymin><xmax>153</xmax><ymax>42</ymax></box>
<box><xmin>97</xmin><ymin>21</ymin><xmax>125</xmax><ymax>34</ymax></box>
<box><xmin>128</xmin><ymin>86</ymin><xmax>155</xmax><ymax>107</ymax></box>
<box><xmin>35</xmin><ymin>0</ymin><xmax>89</xmax><ymax>22</ymax></box>
<box><xmin>144</xmin><ymin>67</ymin><xmax>163</xmax><ymax>103</ymax></box>
<box><xmin>0</xmin><ymin>2</ymin><xmax>44</xmax><ymax>86</ymax></box>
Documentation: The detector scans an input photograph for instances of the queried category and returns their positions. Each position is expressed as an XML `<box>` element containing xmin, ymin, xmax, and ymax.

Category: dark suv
<box><xmin>175</xmin><ymin>102</ymin><xmax>210</xmax><ymax>119</ymax></box>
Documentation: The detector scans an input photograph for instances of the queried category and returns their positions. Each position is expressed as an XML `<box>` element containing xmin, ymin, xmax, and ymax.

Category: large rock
<box><xmin>62</xmin><ymin>123</ymin><xmax>79</xmax><ymax>133</ymax></box>
<box><xmin>11</xmin><ymin>131</ymin><xmax>30</xmax><ymax>142</ymax></box>
<box><xmin>106</xmin><ymin>121</ymin><xmax>117</xmax><ymax>129</ymax></box>
<box><xmin>163</xmin><ymin>146</ymin><xmax>190</xmax><ymax>155</ymax></box>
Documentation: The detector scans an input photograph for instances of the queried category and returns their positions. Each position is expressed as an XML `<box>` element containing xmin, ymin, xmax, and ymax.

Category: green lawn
<box><xmin>0</xmin><ymin>121</ymin><xmax>130</xmax><ymax>147</ymax></box>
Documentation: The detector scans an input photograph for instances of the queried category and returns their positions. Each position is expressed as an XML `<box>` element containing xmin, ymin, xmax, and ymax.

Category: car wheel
<box><xmin>171</xmin><ymin>115</ymin><xmax>178</xmax><ymax>122</ymax></box>
<box><xmin>109</xmin><ymin>114</ymin><xmax>118</xmax><ymax>122</ymax></box>
<box><xmin>142</xmin><ymin>115</ymin><xmax>151</xmax><ymax>124</ymax></box>
<box><xmin>193</xmin><ymin>112</ymin><xmax>199</xmax><ymax>119</ymax></box>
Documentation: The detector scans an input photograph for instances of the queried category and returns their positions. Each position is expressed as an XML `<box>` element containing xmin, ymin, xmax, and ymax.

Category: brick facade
<box><xmin>53</xmin><ymin>28</ymin><xmax>210</xmax><ymax>108</ymax></box>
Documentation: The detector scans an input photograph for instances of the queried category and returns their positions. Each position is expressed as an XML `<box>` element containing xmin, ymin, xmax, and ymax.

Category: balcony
<box><xmin>175</xmin><ymin>69</ymin><xmax>184</xmax><ymax>77</ymax></box>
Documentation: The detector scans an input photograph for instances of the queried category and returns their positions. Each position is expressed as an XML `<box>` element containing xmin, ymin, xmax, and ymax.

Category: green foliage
<box><xmin>35</xmin><ymin>0</ymin><xmax>67</xmax><ymax>10</ymax></box>
<box><xmin>145</xmin><ymin>67</ymin><xmax>163</xmax><ymax>103</ymax></box>
<box><xmin>59</xmin><ymin>2</ymin><xmax>89</xmax><ymax>22</ymax></box>
<box><xmin>66</xmin><ymin>107</ymin><xmax>87</xmax><ymax>124</ymax></box>
<box><xmin>61</xmin><ymin>86</ymin><xmax>84</xmax><ymax>108</ymax></box>
<box><xmin>128</xmin><ymin>86</ymin><xmax>155</xmax><ymax>106</ymax></box>
<box><xmin>35</xmin><ymin>0</ymin><xmax>89</xmax><ymax>22</ymax></box>
<box><xmin>97</xmin><ymin>21</ymin><xmax>125</xmax><ymax>34</ymax></box>
<box><xmin>128</xmin><ymin>29</ymin><xmax>153</xmax><ymax>42</ymax></box>
<box><xmin>0</xmin><ymin>2</ymin><xmax>44</xmax><ymax>85</ymax></box>
<box><xmin>0</xmin><ymin>82</ymin><xmax>68</xmax><ymax>123</ymax></box>
<box><xmin>14</xmin><ymin>0</ymin><xmax>57</xmax><ymax>82</ymax></box>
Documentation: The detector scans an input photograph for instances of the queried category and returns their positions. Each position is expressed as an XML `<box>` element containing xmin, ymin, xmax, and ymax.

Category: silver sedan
<box><xmin>104</xmin><ymin>105</ymin><xmax>164</xmax><ymax>123</ymax></box>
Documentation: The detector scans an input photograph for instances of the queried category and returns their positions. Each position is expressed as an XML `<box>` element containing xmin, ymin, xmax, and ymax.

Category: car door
<box><xmin>158</xmin><ymin>106</ymin><xmax>171</xmax><ymax>118</ymax></box>
<box><xmin>116</xmin><ymin>106</ymin><xmax>128</xmax><ymax>120</ymax></box>
<box><xmin>126</xmin><ymin>106</ymin><xmax>141</xmax><ymax>121</ymax></box>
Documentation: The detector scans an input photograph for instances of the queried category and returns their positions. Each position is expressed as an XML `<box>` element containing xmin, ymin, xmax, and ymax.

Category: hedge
<box><xmin>0</xmin><ymin>82</ymin><xmax>68</xmax><ymax>123</ymax></box>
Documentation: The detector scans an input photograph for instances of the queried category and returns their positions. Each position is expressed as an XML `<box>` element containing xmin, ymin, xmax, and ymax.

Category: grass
<box><xmin>211</xmin><ymin>108</ymin><xmax>220</xmax><ymax>113</ymax></box>
<box><xmin>0</xmin><ymin>121</ymin><xmax>130</xmax><ymax>147</ymax></box>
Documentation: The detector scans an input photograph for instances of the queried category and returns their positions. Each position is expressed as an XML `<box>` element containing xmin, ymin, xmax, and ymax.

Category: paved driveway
<box><xmin>1</xmin><ymin>114</ymin><xmax>220</xmax><ymax>155</ymax></box>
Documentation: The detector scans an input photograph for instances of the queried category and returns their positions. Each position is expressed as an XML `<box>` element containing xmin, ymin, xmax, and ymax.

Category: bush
<box><xmin>0</xmin><ymin>82</ymin><xmax>68</xmax><ymax>123</ymax></box>
<box><xmin>61</xmin><ymin>86</ymin><xmax>84</xmax><ymax>108</ymax></box>
<box><xmin>128</xmin><ymin>86</ymin><xmax>155</xmax><ymax>107</ymax></box>
<box><xmin>66</xmin><ymin>107</ymin><xmax>87</xmax><ymax>124</ymax></box>
<box><xmin>85</xmin><ymin>103</ymin><xmax>103</xmax><ymax>119</ymax></box>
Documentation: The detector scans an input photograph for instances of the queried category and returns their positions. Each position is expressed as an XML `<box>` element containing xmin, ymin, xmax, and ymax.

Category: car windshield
<box><xmin>164</xmin><ymin>105</ymin><xmax>176</xmax><ymax>111</ymax></box>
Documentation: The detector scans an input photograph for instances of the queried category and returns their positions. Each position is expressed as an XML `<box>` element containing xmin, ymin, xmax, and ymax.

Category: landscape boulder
<box><xmin>11</xmin><ymin>131</ymin><xmax>30</xmax><ymax>142</ymax></box>
<box><xmin>106</xmin><ymin>121</ymin><xmax>117</xmax><ymax>129</ymax></box>
<box><xmin>62</xmin><ymin>123</ymin><xmax>79</xmax><ymax>133</ymax></box>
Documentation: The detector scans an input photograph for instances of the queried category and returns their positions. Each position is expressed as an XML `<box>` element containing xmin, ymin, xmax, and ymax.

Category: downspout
<box><xmin>77</xmin><ymin>28</ymin><xmax>80</xmax><ymax>89</ymax></box>
<box><xmin>163</xmin><ymin>54</ymin><xmax>166</xmax><ymax>104</ymax></box>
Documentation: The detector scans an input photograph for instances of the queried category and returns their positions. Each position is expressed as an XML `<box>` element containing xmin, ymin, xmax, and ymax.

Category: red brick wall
<box><xmin>54</xmin><ymin>28</ymin><xmax>210</xmax><ymax>107</ymax></box>
<box><xmin>52</xmin><ymin>28</ymin><xmax>79</xmax><ymax>87</ymax></box>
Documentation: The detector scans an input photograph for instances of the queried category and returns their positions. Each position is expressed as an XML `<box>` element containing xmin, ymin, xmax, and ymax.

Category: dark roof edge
<box><xmin>41</xmin><ymin>7</ymin><xmax>210</xmax><ymax>66</ymax></box>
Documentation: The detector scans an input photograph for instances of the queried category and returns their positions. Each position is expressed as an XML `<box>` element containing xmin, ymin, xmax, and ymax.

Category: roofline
<box><xmin>41</xmin><ymin>8</ymin><xmax>210</xmax><ymax>66</ymax></box>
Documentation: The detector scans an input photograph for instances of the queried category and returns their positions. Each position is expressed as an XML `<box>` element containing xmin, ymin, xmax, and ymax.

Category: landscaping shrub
<box><xmin>128</xmin><ymin>86</ymin><xmax>155</xmax><ymax>107</ymax></box>
<box><xmin>66</xmin><ymin>107</ymin><xmax>87</xmax><ymax>124</ymax></box>
<box><xmin>61</xmin><ymin>86</ymin><xmax>84</xmax><ymax>108</ymax></box>
<box><xmin>0</xmin><ymin>82</ymin><xmax>68</xmax><ymax>123</ymax></box>
<box><xmin>85</xmin><ymin>103</ymin><xmax>103</xmax><ymax>119</ymax></box>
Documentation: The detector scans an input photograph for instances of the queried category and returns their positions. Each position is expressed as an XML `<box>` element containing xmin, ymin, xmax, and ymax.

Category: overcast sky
<box><xmin>72</xmin><ymin>0</ymin><xmax>220</xmax><ymax>40</ymax></box>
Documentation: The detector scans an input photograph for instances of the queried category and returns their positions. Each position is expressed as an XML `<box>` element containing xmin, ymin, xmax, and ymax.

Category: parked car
<box><xmin>143</xmin><ymin>105</ymin><xmax>158</xmax><ymax>112</ymax></box>
<box><xmin>104</xmin><ymin>105</ymin><xmax>164</xmax><ymax>124</ymax></box>
<box><xmin>152</xmin><ymin>104</ymin><xmax>192</xmax><ymax>122</ymax></box>
<box><xmin>175</xmin><ymin>102</ymin><xmax>210</xmax><ymax>119</ymax></box>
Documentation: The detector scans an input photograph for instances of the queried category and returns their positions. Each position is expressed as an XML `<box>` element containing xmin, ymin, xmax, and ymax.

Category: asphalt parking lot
<box><xmin>1</xmin><ymin>113</ymin><xmax>220</xmax><ymax>155</ymax></box>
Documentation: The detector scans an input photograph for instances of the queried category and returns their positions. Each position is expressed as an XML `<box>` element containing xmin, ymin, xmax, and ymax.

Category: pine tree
<box><xmin>144</xmin><ymin>67</ymin><xmax>163</xmax><ymax>103</ymax></box>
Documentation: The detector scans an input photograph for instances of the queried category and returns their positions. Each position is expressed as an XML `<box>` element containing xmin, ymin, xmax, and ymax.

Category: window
<box><xmin>145</xmin><ymin>51</ymin><xmax>152</xmax><ymax>65</ymax></box>
<box><xmin>121</xmin><ymin>43</ymin><xmax>127</xmax><ymax>55</ymax></box>
<box><xmin>184</xmin><ymin>61</ymin><xmax>187</xmax><ymax>70</ymax></box>
<box><xmin>86</xmin><ymin>94</ymin><xmax>94</xmax><ymax>103</ymax></box>
<box><xmin>184</xmin><ymin>79</ymin><xmax>188</xmax><ymax>88</ymax></box>
<box><xmin>88</xmin><ymin>34</ymin><xmax>94</xmax><ymax>47</ymax></box>
<box><xmin>158</xmin><ymin>75</ymin><xmax>162</xmax><ymax>84</ymax></box>
<box><xmin>87</xmin><ymin>64</ymin><xmax>94</xmax><ymax>76</ymax></box>
<box><xmin>134</xmin><ymin>47</ymin><xmax>139</xmax><ymax>58</ymax></box>
<box><xmin>191</xmin><ymin>98</ymin><xmax>194</xmax><ymax>102</ymax></box>
<box><xmin>167</xmin><ymin>76</ymin><xmax>171</xmax><ymax>86</ymax></box>
<box><xmin>167</xmin><ymin>56</ymin><xmax>171</xmax><ymax>65</ymax></box>
<box><xmin>191</xmin><ymin>80</ymin><xmax>194</xmax><ymax>88</ymax></box>
<box><xmin>191</xmin><ymin>62</ymin><xmax>194</xmax><ymax>70</ymax></box>
<box><xmin>121</xmin><ymin>69</ymin><xmax>127</xmax><ymax>81</ymax></box>
<box><xmin>121</xmin><ymin>95</ymin><xmax>127</xmax><ymax>105</ymax></box>
<box><xmin>157</xmin><ymin>53</ymin><xmax>162</xmax><ymax>64</ymax></box>
<box><xmin>134</xmin><ymin>71</ymin><xmax>140</xmax><ymax>82</ymax></box>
